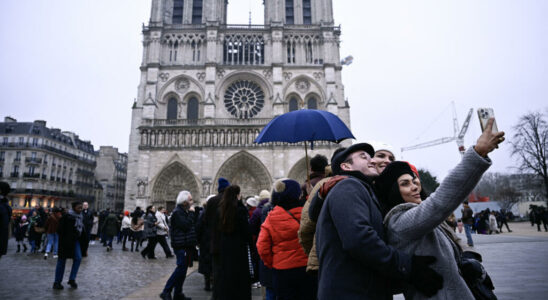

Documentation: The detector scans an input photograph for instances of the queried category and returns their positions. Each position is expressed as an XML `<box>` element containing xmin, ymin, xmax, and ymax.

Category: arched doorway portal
<box><xmin>214</xmin><ymin>151</ymin><xmax>272</xmax><ymax>198</ymax></box>
<box><xmin>151</xmin><ymin>162</ymin><xmax>200</xmax><ymax>211</ymax></box>
<box><xmin>287</xmin><ymin>156</ymin><xmax>309</xmax><ymax>184</ymax></box>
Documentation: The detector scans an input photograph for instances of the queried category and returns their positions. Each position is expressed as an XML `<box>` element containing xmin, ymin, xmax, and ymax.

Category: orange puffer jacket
<box><xmin>257</xmin><ymin>206</ymin><xmax>308</xmax><ymax>270</ymax></box>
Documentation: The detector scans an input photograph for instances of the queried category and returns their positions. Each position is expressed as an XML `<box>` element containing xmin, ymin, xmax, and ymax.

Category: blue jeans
<box><xmin>464</xmin><ymin>224</ymin><xmax>474</xmax><ymax>246</ymax></box>
<box><xmin>106</xmin><ymin>235</ymin><xmax>114</xmax><ymax>247</ymax></box>
<box><xmin>265</xmin><ymin>287</ymin><xmax>276</xmax><ymax>300</ymax></box>
<box><xmin>54</xmin><ymin>241</ymin><xmax>82</xmax><ymax>283</ymax></box>
<box><xmin>46</xmin><ymin>233</ymin><xmax>59</xmax><ymax>254</ymax></box>
<box><xmin>162</xmin><ymin>248</ymin><xmax>188</xmax><ymax>295</ymax></box>
<box><xmin>30</xmin><ymin>239</ymin><xmax>36</xmax><ymax>252</ymax></box>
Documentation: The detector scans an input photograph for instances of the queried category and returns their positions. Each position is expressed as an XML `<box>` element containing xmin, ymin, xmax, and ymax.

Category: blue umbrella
<box><xmin>255</xmin><ymin>109</ymin><xmax>355</xmax><ymax>184</ymax></box>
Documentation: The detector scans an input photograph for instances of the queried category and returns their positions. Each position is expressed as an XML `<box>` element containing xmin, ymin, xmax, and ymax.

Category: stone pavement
<box><xmin>1</xmin><ymin>222</ymin><xmax>547</xmax><ymax>300</ymax></box>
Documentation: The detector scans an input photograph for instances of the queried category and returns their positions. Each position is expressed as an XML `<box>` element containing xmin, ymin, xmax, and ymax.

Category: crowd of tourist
<box><xmin>0</xmin><ymin>118</ymin><xmax>544</xmax><ymax>300</ymax></box>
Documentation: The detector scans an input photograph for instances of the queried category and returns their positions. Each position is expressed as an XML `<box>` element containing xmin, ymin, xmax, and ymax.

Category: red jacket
<box><xmin>256</xmin><ymin>206</ymin><xmax>308</xmax><ymax>270</ymax></box>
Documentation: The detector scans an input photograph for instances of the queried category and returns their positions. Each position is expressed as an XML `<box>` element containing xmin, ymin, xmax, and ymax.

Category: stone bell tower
<box><xmin>124</xmin><ymin>0</ymin><xmax>350</xmax><ymax>211</ymax></box>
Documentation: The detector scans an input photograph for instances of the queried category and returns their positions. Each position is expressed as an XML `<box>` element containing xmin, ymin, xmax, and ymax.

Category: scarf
<box><xmin>69</xmin><ymin>209</ymin><xmax>84</xmax><ymax>236</ymax></box>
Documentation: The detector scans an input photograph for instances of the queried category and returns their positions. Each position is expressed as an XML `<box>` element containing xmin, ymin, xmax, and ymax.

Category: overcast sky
<box><xmin>1</xmin><ymin>0</ymin><xmax>546</xmax><ymax>180</ymax></box>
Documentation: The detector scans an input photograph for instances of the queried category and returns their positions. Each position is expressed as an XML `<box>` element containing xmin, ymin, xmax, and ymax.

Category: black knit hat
<box><xmin>375</xmin><ymin>161</ymin><xmax>416</xmax><ymax>212</ymax></box>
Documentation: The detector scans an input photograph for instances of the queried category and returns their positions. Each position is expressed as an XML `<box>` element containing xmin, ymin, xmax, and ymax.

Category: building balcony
<box><xmin>141</xmin><ymin>118</ymin><xmax>272</xmax><ymax>128</ymax></box>
<box><xmin>25</xmin><ymin>157</ymin><xmax>42</xmax><ymax>164</ymax></box>
<box><xmin>10</xmin><ymin>172</ymin><xmax>19</xmax><ymax>178</ymax></box>
<box><xmin>14</xmin><ymin>158</ymin><xmax>21</xmax><ymax>162</ymax></box>
<box><xmin>0</xmin><ymin>143</ymin><xmax>96</xmax><ymax>167</ymax></box>
<box><xmin>41</xmin><ymin>174</ymin><xmax>47</xmax><ymax>180</ymax></box>
<box><xmin>76</xmin><ymin>168</ymin><xmax>94</xmax><ymax>177</ymax></box>
<box><xmin>23</xmin><ymin>173</ymin><xmax>40</xmax><ymax>179</ymax></box>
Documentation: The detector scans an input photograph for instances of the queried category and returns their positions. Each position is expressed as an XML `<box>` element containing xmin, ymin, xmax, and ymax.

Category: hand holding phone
<box><xmin>474</xmin><ymin>118</ymin><xmax>505</xmax><ymax>157</ymax></box>
<box><xmin>477</xmin><ymin>108</ymin><xmax>498</xmax><ymax>133</ymax></box>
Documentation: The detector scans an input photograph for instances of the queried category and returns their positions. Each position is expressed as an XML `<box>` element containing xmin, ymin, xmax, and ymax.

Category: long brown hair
<box><xmin>218</xmin><ymin>185</ymin><xmax>240</xmax><ymax>233</ymax></box>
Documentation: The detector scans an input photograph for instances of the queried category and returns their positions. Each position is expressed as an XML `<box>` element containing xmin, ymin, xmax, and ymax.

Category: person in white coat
<box><xmin>488</xmin><ymin>211</ymin><xmax>499</xmax><ymax>234</ymax></box>
<box><xmin>121</xmin><ymin>211</ymin><xmax>132</xmax><ymax>251</ymax></box>
<box><xmin>156</xmin><ymin>207</ymin><xmax>174</xmax><ymax>258</ymax></box>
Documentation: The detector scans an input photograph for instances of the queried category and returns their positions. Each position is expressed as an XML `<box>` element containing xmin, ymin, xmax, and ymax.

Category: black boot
<box><xmin>67</xmin><ymin>280</ymin><xmax>78</xmax><ymax>289</ymax></box>
<box><xmin>23</xmin><ymin>244</ymin><xmax>28</xmax><ymax>252</ymax></box>
<box><xmin>204</xmin><ymin>275</ymin><xmax>211</xmax><ymax>291</ymax></box>
<box><xmin>16</xmin><ymin>244</ymin><xmax>20</xmax><ymax>253</ymax></box>
<box><xmin>52</xmin><ymin>282</ymin><xmax>64</xmax><ymax>290</ymax></box>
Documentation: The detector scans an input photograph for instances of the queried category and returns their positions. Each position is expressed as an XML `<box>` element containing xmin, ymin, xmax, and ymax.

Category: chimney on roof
<box><xmin>33</xmin><ymin>120</ymin><xmax>47</xmax><ymax>127</ymax></box>
<box><xmin>4</xmin><ymin>116</ymin><xmax>17</xmax><ymax>123</ymax></box>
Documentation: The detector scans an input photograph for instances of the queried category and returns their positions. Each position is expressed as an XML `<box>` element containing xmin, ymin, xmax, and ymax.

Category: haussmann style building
<box><xmin>0</xmin><ymin>117</ymin><xmax>96</xmax><ymax>210</ymax></box>
<box><xmin>125</xmin><ymin>0</ymin><xmax>351</xmax><ymax>211</ymax></box>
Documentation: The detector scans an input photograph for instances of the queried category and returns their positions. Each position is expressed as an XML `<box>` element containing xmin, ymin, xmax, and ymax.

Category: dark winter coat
<box><xmin>249</xmin><ymin>199</ymin><xmax>269</xmax><ymax>237</ymax></box>
<box><xmin>45</xmin><ymin>215</ymin><xmax>59</xmax><ymax>234</ymax></box>
<box><xmin>203</xmin><ymin>192</ymin><xmax>223</xmax><ymax>254</ymax></box>
<box><xmin>143</xmin><ymin>212</ymin><xmax>158</xmax><ymax>238</ymax></box>
<box><xmin>0</xmin><ymin>200</ymin><xmax>12</xmax><ymax>255</ymax></box>
<box><xmin>15</xmin><ymin>222</ymin><xmax>28</xmax><ymax>241</ymax></box>
<box><xmin>216</xmin><ymin>202</ymin><xmax>252</xmax><ymax>300</ymax></box>
<box><xmin>462</xmin><ymin>206</ymin><xmax>474</xmax><ymax>225</ymax></box>
<box><xmin>170</xmin><ymin>205</ymin><xmax>196</xmax><ymax>250</ymax></box>
<box><xmin>316</xmin><ymin>172</ymin><xmax>412</xmax><ymax>300</ymax></box>
<box><xmin>258</xmin><ymin>201</ymin><xmax>275</xmax><ymax>287</ymax></box>
<box><xmin>82</xmin><ymin>208</ymin><xmax>94</xmax><ymax>234</ymax></box>
<box><xmin>27</xmin><ymin>215</ymin><xmax>43</xmax><ymax>241</ymax></box>
<box><xmin>102</xmin><ymin>213</ymin><xmax>119</xmax><ymax>237</ymax></box>
<box><xmin>57</xmin><ymin>213</ymin><xmax>86</xmax><ymax>259</ymax></box>
<box><xmin>196</xmin><ymin>209</ymin><xmax>212</xmax><ymax>275</ymax></box>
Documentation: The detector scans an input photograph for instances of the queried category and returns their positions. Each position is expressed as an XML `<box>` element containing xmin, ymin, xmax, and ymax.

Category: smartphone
<box><xmin>477</xmin><ymin>108</ymin><xmax>499</xmax><ymax>133</ymax></box>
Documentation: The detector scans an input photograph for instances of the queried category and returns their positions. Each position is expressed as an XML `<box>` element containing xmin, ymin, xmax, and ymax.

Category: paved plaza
<box><xmin>0</xmin><ymin>222</ymin><xmax>547</xmax><ymax>300</ymax></box>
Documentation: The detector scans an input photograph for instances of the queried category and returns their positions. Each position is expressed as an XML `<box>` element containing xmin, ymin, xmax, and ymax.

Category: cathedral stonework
<box><xmin>125</xmin><ymin>0</ymin><xmax>351</xmax><ymax>211</ymax></box>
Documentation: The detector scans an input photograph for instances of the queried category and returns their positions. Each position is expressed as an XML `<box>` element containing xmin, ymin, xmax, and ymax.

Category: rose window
<box><xmin>224</xmin><ymin>80</ymin><xmax>265</xmax><ymax>119</ymax></box>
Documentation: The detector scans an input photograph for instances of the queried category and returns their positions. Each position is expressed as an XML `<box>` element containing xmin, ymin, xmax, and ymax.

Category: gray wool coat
<box><xmin>383</xmin><ymin>148</ymin><xmax>491</xmax><ymax>300</ymax></box>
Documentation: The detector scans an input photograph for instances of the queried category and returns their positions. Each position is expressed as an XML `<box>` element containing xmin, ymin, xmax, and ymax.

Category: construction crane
<box><xmin>401</xmin><ymin>103</ymin><xmax>474</xmax><ymax>156</ymax></box>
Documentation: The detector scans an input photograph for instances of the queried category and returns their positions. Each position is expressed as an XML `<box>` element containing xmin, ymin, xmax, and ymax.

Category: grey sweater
<box><xmin>383</xmin><ymin>148</ymin><xmax>491</xmax><ymax>300</ymax></box>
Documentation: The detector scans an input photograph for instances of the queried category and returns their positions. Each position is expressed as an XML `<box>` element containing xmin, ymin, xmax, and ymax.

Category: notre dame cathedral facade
<box><xmin>124</xmin><ymin>0</ymin><xmax>351</xmax><ymax>210</ymax></box>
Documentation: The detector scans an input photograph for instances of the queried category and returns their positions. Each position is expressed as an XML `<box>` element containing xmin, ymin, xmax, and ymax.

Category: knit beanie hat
<box><xmin>21</xmin><ymin>215</ymin><xmax>27</xmax><ymax>221</ymax></box>
<box><xmin>368</xmin><ymin>141</ymin><xmax>397</xmax><ymax>159</ymax></box>
<box><xmin>246</xmin><ymin>196</ymin><xmax>259</xmax><ymax>207</ymax></box>
<box><xmin>271</xmin><ymin>179</ymin><xmax>301</xmax><ymax>206</ymax></box>
<box><xmin>218</xmin><ymin>177</ymin><xmax>230</xmax><ymax>193</ymax></box>
<box><xmin>258</xmin><ymin>189</ymin><xmax>271</xmax><ymax>200</ymax></box>
<box><xmin>375</xmin><ymin>161</ymin><xmax>416</xmax><ymax>212</ymax></box>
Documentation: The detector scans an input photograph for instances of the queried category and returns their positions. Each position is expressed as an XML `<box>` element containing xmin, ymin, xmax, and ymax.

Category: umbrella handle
<box><xmin>305</xmin><ymin>141</ymin><xmax>311</xmax><ymax>192</ymax></box>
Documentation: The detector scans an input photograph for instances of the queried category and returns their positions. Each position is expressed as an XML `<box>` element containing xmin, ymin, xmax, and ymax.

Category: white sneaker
<box><xmin>53</xmin><ymin>255</ymin><xmax>58</xmax><ymax>259</ymax></box>
<box><xmin>44</xmin><ymin>253</ymin><xmax>48</xmax><ymax>260</ymax></box>
<box><xmin>90</xmin><ymin>241</ymin><xmax>95</xmax><ymax>245</ymax></box>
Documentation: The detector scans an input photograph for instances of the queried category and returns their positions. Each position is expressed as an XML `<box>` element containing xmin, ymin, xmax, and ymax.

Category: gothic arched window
<box><xmin>187</xmin><ymin>97</ymin><xmax>199</xmax><ymax>122</ymax></box>
<box><xmin>172</xmin><ymin>0</ymin><xmax>184</xmax><ymax>24</ymax></box>
<box><xmin>289</xmin><ymin>97</ymin><xmax>299</xmax><ymax>112</ymax></box>
<box><xmin>307</xmin><ymin>97</ymin><xmax>317</xmax><ymax>109</ymax></box>
<box><xmin>167</xmin><ymin>98</ymin><xmax>178</xmax><ymax>120</ymax></box>
<box><xmin>192</xmin><ymin>0</ymin><xmax>203</xmax><ymax>24</ymax></box>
